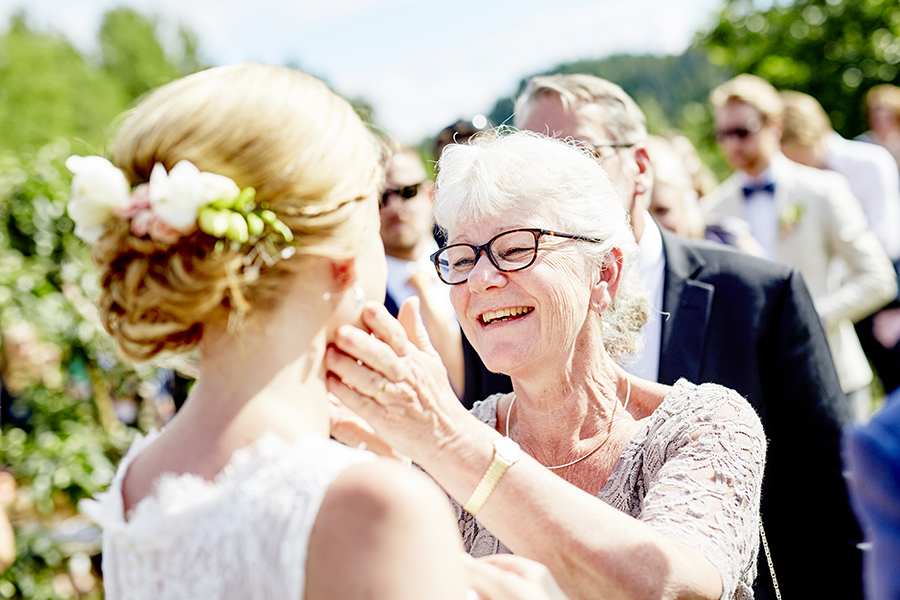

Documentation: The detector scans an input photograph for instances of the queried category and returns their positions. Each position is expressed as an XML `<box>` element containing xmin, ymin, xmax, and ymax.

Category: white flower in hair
<box><xmin>149</xmin><ymin>160</ymin><xmax>241</xmax><ymax>230</ymax></box>
<box><xmin>66</xmin><ymin>155</ymin><xmax>293</xmax><ymax>249</ymax></box>
<box><xmin>65</xmin><ymin>155</ymin><xmax>130</xmax><ymax>243</ymax></box>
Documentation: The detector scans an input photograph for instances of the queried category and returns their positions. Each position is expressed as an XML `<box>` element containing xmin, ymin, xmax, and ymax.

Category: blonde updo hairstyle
<box><xmin>94</xmin><ymin>63</ymin><xmax>382</xmax><ymax>362</ymax></box>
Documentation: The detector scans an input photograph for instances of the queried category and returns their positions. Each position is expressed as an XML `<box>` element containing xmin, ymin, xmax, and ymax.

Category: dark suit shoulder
<box><xmin>661</xmin><ymin>227</ymin><xmax>795</xmax><ymax>286</ymax></box>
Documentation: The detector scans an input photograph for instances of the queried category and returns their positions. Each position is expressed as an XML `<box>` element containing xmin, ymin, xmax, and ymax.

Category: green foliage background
<box><xmin>699</xmin><ymin>0</ymin><xmax>900</xmax><ymax>136</ymax></box>
<box><xmin>1</xmin><ymin>0</ymin><xmax>898</xmax><ymax>598</ymax></box>
<box><xmin>0</xmin><ymin>8</ymin><xmax>204</xmax><ymax>598</ymax></box>
<box><xmin>480</xmin><ymin>0</ymin><xmax>900</xmax><ymax>181</ymax></box>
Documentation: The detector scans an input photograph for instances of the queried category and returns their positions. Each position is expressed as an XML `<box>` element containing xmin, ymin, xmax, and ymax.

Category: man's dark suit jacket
<box><xmin>461</xmin><ymin>228</ymin><xmax>863</xmax><ymax>600</ymax></box>
<box><xmin>657</xmin><ymin>228</ymin><xmax>861</xmax><ymax>600</ymax></box>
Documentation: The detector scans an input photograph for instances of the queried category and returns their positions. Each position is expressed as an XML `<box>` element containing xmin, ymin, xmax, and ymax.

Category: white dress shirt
<box><xmin>623</xmin><ymin>214</ymin><xmax>665</xmax><ymax>382</ymax></box>
<box><xmin>740</xmin><ymin>154</ymin><xmax>788</xmax><ymax>257</ymax></box>
<box><xmin>385</xmin><ymin>240</ymin><xmax>457</xmax><ymax>327</ymax></box>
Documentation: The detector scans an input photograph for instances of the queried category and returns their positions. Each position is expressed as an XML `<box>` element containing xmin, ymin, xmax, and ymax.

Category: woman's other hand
<box><xmin>467</xmin><ymin>555</ymin><xmax>570</xmax><ymax>600</ymax></box>
<box><xmin>325</xmin><ymin>297</ymin><xmax>473</xmax><ymax>467</ymax></box>
<box><xmin>327</xmin><ymin>394</ymin><xmax>410</xmax><ymax>463</ymax></box>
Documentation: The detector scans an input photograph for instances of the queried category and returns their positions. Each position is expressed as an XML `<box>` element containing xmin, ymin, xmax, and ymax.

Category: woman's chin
<box><xmin>479</xmin><ymin>346</ymin><xmax>532</xmax><ymax>378</ymax></box>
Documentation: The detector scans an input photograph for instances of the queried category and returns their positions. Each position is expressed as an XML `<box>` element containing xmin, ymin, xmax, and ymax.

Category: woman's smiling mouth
<box><xmin>479</xmin><ymin>306</ymin><xmax>534</xmax><ymax>325</ymax></box>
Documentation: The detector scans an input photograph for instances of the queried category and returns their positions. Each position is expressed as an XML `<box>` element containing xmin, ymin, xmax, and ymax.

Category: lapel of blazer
<box><xmin>657</xmin><ymin>229</ymin><xmax>715</xmax><ymax>385</ymax></box>
<box><xmin>771</xmin><ymin>159</ymin><xmax>808</xmax><ymax>261</ymax></box>
<box><xmin>709</xmin><ymin>173</ymin><xmax>746</xmax><ymax>219</ymax></box>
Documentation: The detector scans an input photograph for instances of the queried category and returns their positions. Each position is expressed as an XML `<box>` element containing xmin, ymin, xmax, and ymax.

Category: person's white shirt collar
<box><xmin>623</xmin><ymin>214</ymin><xmax>664</xmax><ymax>382</ymax></box>
<box><xmin>739</xmin><ymin>153</ymin><xmax>788</xmax><ymax>256</ymax></box>
<box><xmin>385</xmin><ymin>238</ymin><xmax>440</xmax><ymax>302</ymax></box>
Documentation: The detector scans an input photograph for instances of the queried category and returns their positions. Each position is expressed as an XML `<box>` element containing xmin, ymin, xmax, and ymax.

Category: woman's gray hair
<box><xmin>433</xmin><ymin>129</ymin><xmax>649</xmax><ymax>360</ymax></box>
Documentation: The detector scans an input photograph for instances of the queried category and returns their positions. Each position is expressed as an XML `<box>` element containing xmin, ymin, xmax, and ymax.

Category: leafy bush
<box><xmin>0</xmin><ymin>140</ymin><xmax>168</xmax><ymax>599</ymax></box>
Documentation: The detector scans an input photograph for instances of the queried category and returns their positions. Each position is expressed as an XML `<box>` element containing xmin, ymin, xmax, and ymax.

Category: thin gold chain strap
<box><xmin>759</xmin><ymin>521</ymin><xmax>782</xmax><ymax>600</ymax></box>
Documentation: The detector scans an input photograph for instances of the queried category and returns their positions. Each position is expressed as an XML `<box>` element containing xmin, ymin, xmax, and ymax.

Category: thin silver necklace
<box><xmin>505</xmin><ymin>376</ymin><xmax>630</xmax><ymax>470</ymax></box>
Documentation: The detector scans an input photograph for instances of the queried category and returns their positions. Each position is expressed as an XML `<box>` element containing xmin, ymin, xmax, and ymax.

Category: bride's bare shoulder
<box><xmin>305</xmin><ymin>459</ymin><xmax>466</xmax><ymax>600</ymax></box>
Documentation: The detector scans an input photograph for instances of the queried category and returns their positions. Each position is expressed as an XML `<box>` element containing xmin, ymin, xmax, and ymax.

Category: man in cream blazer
<box><xmin>704</xmin><ymin>75</ymin><xmax>897</xmax><ymax>420</ymax></box>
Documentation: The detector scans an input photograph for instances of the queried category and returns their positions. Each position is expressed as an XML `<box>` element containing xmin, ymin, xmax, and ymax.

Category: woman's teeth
<box><xmin>480</xmin><ymin>307</ymin><xmax>533</xmax><ymax>325</ymax></box>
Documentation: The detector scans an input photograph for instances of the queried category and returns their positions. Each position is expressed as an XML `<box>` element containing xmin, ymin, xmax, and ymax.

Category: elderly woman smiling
<box><xmin>325</xmin><ymin>130</ymin><xmax>766</xmax><ymax>600</ymax></box>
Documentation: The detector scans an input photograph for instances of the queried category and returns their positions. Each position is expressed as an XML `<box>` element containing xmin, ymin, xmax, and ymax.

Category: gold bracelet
<box><xmin>463</xmin><ymin>437</ymin><xmax>521</xmax><ymax>516</ymax></box>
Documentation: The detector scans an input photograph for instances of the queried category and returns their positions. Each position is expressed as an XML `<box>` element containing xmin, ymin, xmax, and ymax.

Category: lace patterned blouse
<box><xmin>454</xmin><ymin>379</ymin><xmax>766</xmax><ymax>600</ymax></box>
<box><xmin>81</xmin><ymin>432</ymin><xmax>373</xmax><ymax>600</ymax></box>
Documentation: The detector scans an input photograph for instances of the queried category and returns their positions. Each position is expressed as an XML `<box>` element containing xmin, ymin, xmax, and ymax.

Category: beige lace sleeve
<box><xmin>455</xmin><ymin>381</ymin><xmax>766</xmax><ymax>600</ymax></box>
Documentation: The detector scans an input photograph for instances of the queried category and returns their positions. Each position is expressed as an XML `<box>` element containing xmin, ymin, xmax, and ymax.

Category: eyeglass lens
<box><xmin>715</xmin><ymin>117</ymin><xmax>762</xmax><ymax>142</ymax></box>
<box><xmin>715</xmin><ymin>127</ymin><xmax>755</xmax><ymax>141</ymax></box>
<box><xmin>434</xmin><ymin>230</ymin><xmax>539</xmax><ymax>284</ymax></box>
<box><xmin>380</xmin><ymin>182</ymin><xmax>421</xmax><ymax>208</ymax></box>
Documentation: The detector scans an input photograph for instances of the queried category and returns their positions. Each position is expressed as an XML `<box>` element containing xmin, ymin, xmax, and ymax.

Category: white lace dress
<box><xmin>455</xmin><ymin>379</ymin><xmax>766</xmax><ymax>600</ymax></box>
<box><xmin>81</xmin><ymin>431</ymin><xmax>374</xmax><ymax>600</ymax></box>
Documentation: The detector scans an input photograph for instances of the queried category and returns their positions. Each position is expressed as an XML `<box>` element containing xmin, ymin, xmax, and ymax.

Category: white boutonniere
<box><xmin>778</xmin><ymin>202</ymin><xmax>806</xmax><ymax>237</ymax></box>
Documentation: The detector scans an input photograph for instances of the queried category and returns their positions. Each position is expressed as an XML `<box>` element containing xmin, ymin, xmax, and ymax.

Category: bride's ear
<box><xmin>330</xmin><ymin>257</ymin><xmax>357</xmax><ymax>292</ymax></box>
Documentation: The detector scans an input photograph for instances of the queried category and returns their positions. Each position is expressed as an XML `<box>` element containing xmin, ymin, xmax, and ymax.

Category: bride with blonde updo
<box><xmin>77</xmin><ymin>63</ymin><xmax>475</xmax><ymax>600</ymax></box>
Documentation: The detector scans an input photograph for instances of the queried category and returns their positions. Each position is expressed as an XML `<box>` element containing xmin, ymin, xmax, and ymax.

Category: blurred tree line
<box><xmin>0</xmin><ymin>8</ymin><xmax>203</xmax><ymax>599</ymax></box>
<box><xmin>701</xmin><ymin>0</ymin><xmax>900</xmax><ymax>137</ymax></box>
<box><xmin>0</xmin><ymin>9</ymin><xmax>204</xmax><ymax>154</ymax></box>
<box><xmin>485</xmin><ymin>0</ymin><xmax>900</xmax><ymax>181</ymax></box>
<box><xmin>486</xmin><ymin>49</ymin><xmax>735</xmax><ymax>178</ymax></box>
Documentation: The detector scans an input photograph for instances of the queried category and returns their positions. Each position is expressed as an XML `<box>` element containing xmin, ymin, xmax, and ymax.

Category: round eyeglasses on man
<box><xmin>430</xmin><ymin>228</ymin><xmax>603</xmax><ymax>285</ymax></box>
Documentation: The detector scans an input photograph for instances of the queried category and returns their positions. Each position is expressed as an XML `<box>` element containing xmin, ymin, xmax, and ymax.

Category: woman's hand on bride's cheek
<box><xmin>324</xmin><ymin>300</ymin><xmax>469</xmax><ymax>465</ymax></box>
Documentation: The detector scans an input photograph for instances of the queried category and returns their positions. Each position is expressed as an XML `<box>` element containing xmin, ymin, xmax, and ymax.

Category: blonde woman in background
<box><xmin>646</xmin><ymin>135</ymin><xmax>767</xmax><ymax>257</ymax></box>
<box><xmin>859</xmin><ymin>84</ymin><xmax>900</xmax><ymax>170</ymax></box>
<box><xmin>645</xmin><ymin>135</ymin><xmax>705</xmax><ymax>239</ymax></box>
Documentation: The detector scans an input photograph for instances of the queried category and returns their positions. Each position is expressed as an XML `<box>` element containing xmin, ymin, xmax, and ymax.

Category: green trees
<box><xmin>99</xmin><ymin>8</ymin><xmax>184</xmax><ymax>101</ymax></box>
<box><xmin>0</xmin><ymin>9</ymin><xmax>207</xmax><ymax>155</ymax></box>
<box><xmin>0</xmin><ymin>14</ymin><xmax>127</xmax><ymax>156</ymax></box>
<box><xmin>697</xmin><ymin>0</ymin><xmax>900</xmax><ymax>136</ymax></box>
<box><xmin>0</xmin><ymin>9</ymin><xmax>205</xmax><ymax>598</ymax></box>
<box><xmin>483</xmin><ymin>0</ymin><xmax>900</xmax><ymax>176</ymax></box>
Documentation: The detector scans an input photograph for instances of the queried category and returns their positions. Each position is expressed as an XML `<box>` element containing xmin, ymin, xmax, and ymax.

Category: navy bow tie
<box><xmin>742</xmin><ymin>181</ymin><xmax>775</xmax><ymax>197</ymax></box>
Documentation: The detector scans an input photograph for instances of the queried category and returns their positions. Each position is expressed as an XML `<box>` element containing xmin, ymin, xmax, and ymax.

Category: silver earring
<box><xmin>353</xmin><ymin>284</ymin><xmax>365</xmax><ymax>309</ymax></box>
<box><xmin>323</xmin><ymin>291</ymin><xmax>332</xmax><ymax>301</ymax></box>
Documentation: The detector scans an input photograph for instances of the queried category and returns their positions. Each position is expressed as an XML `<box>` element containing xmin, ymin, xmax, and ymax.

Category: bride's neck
<box><xmin>178</xmin><ymin>294</ymin><xmax>334</xmax><ymax>444</ymax></box>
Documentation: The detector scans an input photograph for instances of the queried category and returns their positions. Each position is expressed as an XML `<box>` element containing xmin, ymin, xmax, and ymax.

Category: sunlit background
<box><xmin>0</xmin><ymin>0</ymin><xmax>898</xmax><ymax>597</ymax></box>
<box><xmin>2</xmin><ymin>0</ymin><xmax>726</xmax><ymax>141</ymax></box>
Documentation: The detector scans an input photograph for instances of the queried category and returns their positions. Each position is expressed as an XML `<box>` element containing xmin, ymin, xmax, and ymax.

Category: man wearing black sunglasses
<box><xmin>380</xmin><ymin>144</ymin><xmax>464</xmax><ymax>396</ymax></box>
<box><xmin>705</xmin><ymin>74</ymin><xmax>896</xmax><ymax>423</ymax></box>
<box><xmin>513</xmin><ymin>72</ymin><xmax>863</xmax><ymax>600</ymax></box>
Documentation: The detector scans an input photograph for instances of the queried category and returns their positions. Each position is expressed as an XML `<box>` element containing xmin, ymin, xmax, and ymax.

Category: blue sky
<box><xmin>1</xmin><ymin>0</ymin><xmax>725</xmax><ymax>142</ymax></box>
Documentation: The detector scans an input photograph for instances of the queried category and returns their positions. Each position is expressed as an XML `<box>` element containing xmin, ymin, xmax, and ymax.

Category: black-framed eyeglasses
<box><xmin>430</xmin><ymin>228</ymin><xmax>603</xmax><ymax>285</ymax></box>
<box><xmin>380</xmin><ymin>181</ymin><xmax>425</xmax><ymax>209</ymax></box>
